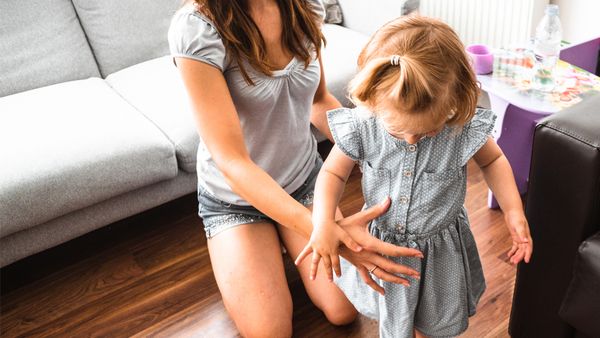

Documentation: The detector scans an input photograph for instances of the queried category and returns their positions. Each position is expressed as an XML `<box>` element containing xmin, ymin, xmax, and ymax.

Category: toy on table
<box><xmin>491</xmin><ymin>47</ymin><xmax>600</xmax><ymax>110</ymax></box>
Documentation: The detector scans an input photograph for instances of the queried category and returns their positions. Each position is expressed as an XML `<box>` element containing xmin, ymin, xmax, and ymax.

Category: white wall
<box><xmin>550</xmin><ymin>0</ymin><xmax>600</xmax><ymax>43</ymax></box>
<box><xmin>337</xmin><ymin>0</ymin><xmax>406</xmax><ymax>36</ymax></box>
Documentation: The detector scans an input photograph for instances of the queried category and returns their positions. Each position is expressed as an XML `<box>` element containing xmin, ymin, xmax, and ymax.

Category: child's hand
<box><xmin>295</xmin><ymin>221</ymin><xmax>362</xmax><ymax>282</ymax></box>
<box><xmin>505</xmin><ymin>210</ymin><xmax>533</xmax><ymax>264</ymax></box>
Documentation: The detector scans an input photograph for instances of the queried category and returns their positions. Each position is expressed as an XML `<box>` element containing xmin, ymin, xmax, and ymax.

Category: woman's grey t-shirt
<box><xmin>168</xmin><ymin>2</ymin><xmax>324</xmax><ymax>206</ymax></box>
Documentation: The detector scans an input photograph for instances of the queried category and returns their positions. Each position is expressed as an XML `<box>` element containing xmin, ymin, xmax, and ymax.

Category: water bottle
<box><xmin>532</xmin><ymin>4</ymin><xmax>562</xmax><ymax>92</ymax></box>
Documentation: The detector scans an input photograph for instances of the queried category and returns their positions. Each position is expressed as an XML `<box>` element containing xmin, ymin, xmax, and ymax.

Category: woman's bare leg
<box><xmin>207</xmin><ymin>222</ymin><xmax>293</xmax><ymax>338</ymax></box>
<box><xmin>277</xmin><ymin>211</ymin><xmax>358</xmax><ymax>326</ymax></box>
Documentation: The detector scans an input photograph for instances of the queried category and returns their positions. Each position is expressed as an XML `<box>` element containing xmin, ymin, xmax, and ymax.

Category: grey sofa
<box><xmin>0</xmin><ymin>0</ymin><xmax>381</xmax><ymax>267</ymax></box>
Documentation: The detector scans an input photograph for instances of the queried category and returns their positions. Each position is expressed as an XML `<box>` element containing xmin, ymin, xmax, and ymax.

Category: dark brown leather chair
<box><xmin>508</xmin><ymin>93</ymin><xmax>600</xmax><ymax>338</ymax></box>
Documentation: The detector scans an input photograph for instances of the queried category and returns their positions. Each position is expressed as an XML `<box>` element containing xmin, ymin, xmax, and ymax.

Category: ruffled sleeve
<box><xmin>459</xmin><ymin>108</ymin><xmax>497</xmax><ymax>165</ymax></box>
<box><xmin>327</xmin><ymin>108</ymin><xmax>363</xmax><ymax>161</ymax></box>
<box><xmin>168</xmin><ymin>8</ymin><xmax>227</xmax><ymax>71</ymax></box>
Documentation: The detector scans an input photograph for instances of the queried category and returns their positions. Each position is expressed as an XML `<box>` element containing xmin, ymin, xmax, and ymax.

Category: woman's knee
<box><xmin>236</xmin><ymin>315</ymin><xmax>292</xmax><ymax>338</ymax></box>
<box><xmin>321</xmin><ymin>302</ymin><xmax>359</xmax><ymax>326</ymax></box>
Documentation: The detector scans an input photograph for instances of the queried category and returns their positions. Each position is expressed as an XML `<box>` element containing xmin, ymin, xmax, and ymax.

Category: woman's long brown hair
<box><xmin>194</xmin><ymin>0</ymin><xmax>325</xmax><ymax>85</ymax></box>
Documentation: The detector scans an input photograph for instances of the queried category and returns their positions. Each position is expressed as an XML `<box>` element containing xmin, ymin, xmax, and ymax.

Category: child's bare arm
<box><xmin>296</xmin><ymin>145</ymin><xmax>360</xmax><ymax>281</ymax></box>
<box><xmin>297</xmin><ymin>146</ymin><xmax>423</xmax><ymax>282</ymax></box>
<box><xmin>473</xmin><ymin>137</ymin><xmax>533</xmax><ymax>264</ymax></box>
<box><xmin>313</xmin><ymin>146</ymin><xmax>356</xmax><ymax>230</ymax></box>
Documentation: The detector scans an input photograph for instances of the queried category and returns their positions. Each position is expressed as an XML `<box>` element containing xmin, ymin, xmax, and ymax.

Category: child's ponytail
<box><xmin>348</xmin><ymin>57</ymin><xmax>396</xmax><ymax>108</ymax></box>
<box><xmin>390</xmin><ymin>55</ymin><xmax>435</xmax><ymax>114</ymax></box>
<box><xmin>349</xmin><ymin>53</ymin><xmax>437</xmax><ymax>117</ymax></box>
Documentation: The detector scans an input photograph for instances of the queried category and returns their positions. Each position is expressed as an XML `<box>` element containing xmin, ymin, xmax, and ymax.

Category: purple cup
<box><xmin>466</xmin><ymin>44</ymin><xmax>494</xmax><ymax>75</ymax></box>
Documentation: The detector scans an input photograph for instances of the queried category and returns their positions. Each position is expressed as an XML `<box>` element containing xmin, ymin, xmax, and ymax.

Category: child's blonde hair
<box><xmin>348</xmin><ymin>16</ymin><xmax>479</xmax><ymax>127</ymax></box>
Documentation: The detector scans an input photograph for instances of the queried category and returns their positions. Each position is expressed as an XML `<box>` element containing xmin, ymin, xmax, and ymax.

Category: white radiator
<box><xmin>419</xmin><ymin>0</ymin><xmax>550</xmax><ymax>48</ymax></box>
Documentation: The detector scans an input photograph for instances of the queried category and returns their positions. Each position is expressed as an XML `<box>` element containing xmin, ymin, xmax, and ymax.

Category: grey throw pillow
<box><xmin>402</xmin><ymin>0</ymin><xmax>420</xmax><ymax>15</ymax></box>
<box><xmin>322</xmin><ymin>0</ymin><xmax>343</xmax><ymax>25</ymax></box>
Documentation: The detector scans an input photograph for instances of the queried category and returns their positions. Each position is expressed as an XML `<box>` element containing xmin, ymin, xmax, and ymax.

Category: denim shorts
<box><xmin>198</xmin><ymin>155</ymin><xmax>323</xmax><ymax>238</ymax></box>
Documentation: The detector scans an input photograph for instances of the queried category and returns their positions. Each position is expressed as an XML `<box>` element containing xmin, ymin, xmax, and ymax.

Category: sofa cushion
<box><xmin>71</xmin><ymin>0</ymin><xmax>181</xmax><ymax>77</ymax></box>
<box><xmin>0</xmin><ymin>0</ymin><xmax>100</xmax><ymax>97</ymax></box>
<box><xmin>106</xmin><ymin>56</ymin><xmax>199</xmax><ymax>173</ymax></box>
<box><xmin>0</xmin><ymin>78</ymin><xmax>178</xmax><ymax>238</ymax></box>
<box><xmin>559</xmin><ymin>231</ymin><xmax>600</xmax><ymax>337</ymax></box>
<box><xmin>321</xmin><ymin>24</ymin><xmax>370</xmax><ymax>107</ymax></box>
<box><xmin>336</xmin><ymin>0</ymin><xmax>419</xmax><ymax>36</ymax></box>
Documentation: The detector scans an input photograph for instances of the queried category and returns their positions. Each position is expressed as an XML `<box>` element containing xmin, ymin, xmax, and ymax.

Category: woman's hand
<box><xmin>339</xmin><ymin>245</ymin><xmax>419</xmax><ymax>296</ymax></box>
<box><xmin>298</xmin><ymin>198</ymin><xmax>423</xmax><ymax>294</ymax></box>
<box><xmin>338</xmin><ymin>198</ymin><xmax>424</xmax><ymax>259</ymax></box>
<box><xmin>505</xmin><ymin>210</ymin><xmax>533</xmax><ymax>264</ymax></box>
<box><xmin>337</xmin><ymin>198</ymin><xmax>423</xmax><ymax>295</ymax></box>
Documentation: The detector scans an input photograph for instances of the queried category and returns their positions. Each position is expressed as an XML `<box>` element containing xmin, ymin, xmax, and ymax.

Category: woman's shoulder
<box><xmin>169</xmin><ymin>4</ymin><xmax>220</xmax><ymax>37</ymax></box>
<box><xmin>168</xmin><ymin>3</ymin><xmax>228</xmax><ymax>71</ymax></box>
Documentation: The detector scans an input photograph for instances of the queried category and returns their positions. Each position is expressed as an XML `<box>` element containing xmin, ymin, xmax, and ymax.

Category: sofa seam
<box><xmin>69</xmin><ymin>0</ymin><xmax>103</xmax><ymax>78</ymax></box>
<box><xmin>538</xmin><ymin>122</ymin><xmax>600</xmax><ymax>149</ymax></box>
<box><xmin>103</xmin><ymin>80</ymin><xmax>183</xmax><ymax>167</ymax></box>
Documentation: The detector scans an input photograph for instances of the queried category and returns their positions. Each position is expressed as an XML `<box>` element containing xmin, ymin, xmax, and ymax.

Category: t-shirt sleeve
<box><xmin>168</xmin><ymin>9</ymin><xmax>227</xmax><ymax>71</ymax></box>
<box><xmin>327</xmin><ymin>108</ymin><xmax>363</xmax><ymax>161</ymax></box>
<box><xmin>459</xmin><ymin>108</ymin><xmax>497</xmax><ymax>165</ymax></box>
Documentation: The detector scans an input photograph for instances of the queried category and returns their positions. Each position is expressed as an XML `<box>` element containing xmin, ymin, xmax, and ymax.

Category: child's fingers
<box><xmin>357</xmin><ymin>267</ymin><xmax>385</xmax><ymax>296</ymax></box>
<box><xmin>508</xmin><ymin>247</ymin><xmax>519</xmax><ymax>264</ymax></box>
<box><xmin>510</xmin><ymin>246</ymin><xmax>526</xmax><ymax>265</ymax></box>
<box><xmin>295</xmin><ymin>244</ymin><xmax>313</xmax><ymax>266</ymax></box>
<box><xmin>507</xmin><ymin>243</ymin><xmax>518</xmax><ymax>258</ymax></box>
<box><xmin>331</xmin><ymin>254</ymin><xmax>342</xmax><ymax>278</ymax></box>
<box><xmin>524</xmin><ymin>243</ymin><xmax>533</xmax><ymax>263</ymax></box>
<box><xmin>322</xmin><ymin>255</ymin><xmax>334</xmax><ymax>282</ymax></box>
<box><xmin>310</xmin><ymin>252</ymin><xmax>321</xmax><ymax>280</ymax></box>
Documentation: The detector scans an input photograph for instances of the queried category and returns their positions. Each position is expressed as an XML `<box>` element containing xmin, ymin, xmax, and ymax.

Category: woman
<box><xmin>168</xmin><ymin>0</ymin><xmax>423</xmax><ymax>336</ymax></box>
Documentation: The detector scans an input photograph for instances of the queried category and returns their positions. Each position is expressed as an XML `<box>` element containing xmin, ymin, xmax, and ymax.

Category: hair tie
<box><xmin>390</xmin><ymin>55</ymin><xmax>402</xmax><ymax>66</ymax></box>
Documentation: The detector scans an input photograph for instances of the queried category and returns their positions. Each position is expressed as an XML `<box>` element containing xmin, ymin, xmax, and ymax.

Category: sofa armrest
<box><xmin>336</xmin><ymin>0</ymin><xmax>418</xmax><ymax>36</ymax></box>
<box><xmin>559</xmin><ymin>231</ymin><xmax>600</xmax><ymax>338</ymax></box>
<box><xmin>509</xmin><ymin>94</ymin><xmax>600</xmax><ymax>338</ymax></box>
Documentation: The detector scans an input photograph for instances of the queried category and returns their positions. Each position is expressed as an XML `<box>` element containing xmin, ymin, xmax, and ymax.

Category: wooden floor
<box><xmin>0</xmin><ymin>159</ymin><xmax>517</xmax><ymax>338</ymax></box>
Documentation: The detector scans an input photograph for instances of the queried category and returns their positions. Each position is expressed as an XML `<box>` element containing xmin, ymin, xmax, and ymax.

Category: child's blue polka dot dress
<box><xmin>328</xmin><ymin>107</ymin><xmax>496</xmax><ymax>338</ymax></box>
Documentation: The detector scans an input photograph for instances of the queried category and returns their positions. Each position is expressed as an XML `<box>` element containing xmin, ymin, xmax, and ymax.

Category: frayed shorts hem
<box><xmin>198</xmin><ymin>156</ymin><xmax>322</xmax><ymax>239</ymax></box>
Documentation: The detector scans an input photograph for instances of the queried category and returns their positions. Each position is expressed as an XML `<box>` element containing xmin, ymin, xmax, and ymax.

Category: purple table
<box><xmin>478</xmin><ymin>42</ymin><xmax>600</xmax><ymax>208</ymax></box>
<box><xmin>477</xmin><ymin>74</ymin><xmax>557</xmax><ymax>208</ymax></box>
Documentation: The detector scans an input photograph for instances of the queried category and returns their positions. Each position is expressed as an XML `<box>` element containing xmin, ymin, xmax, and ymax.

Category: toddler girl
<box><xmin>296</xmin><ymin>16</ymin><xmax>533</xmax><ymax>338</ymax></box>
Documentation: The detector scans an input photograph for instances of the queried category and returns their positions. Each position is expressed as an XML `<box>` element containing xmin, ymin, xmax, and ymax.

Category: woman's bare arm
<box><xmin>310</xmin><ymin>56</ymin><xmax>340</xmax><ymax>142</ymax></box>
<box><xmin>176</xmin><ymin>57</ymin><xmax>314</xmax><ymax>237</ymax></box>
